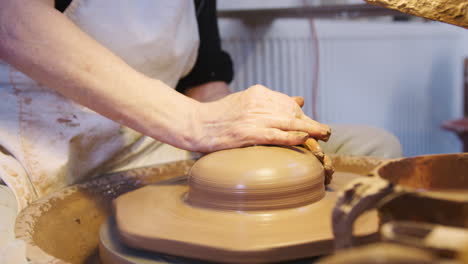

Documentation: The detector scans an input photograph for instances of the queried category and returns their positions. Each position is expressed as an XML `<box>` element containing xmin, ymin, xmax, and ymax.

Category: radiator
<box><xmin>219</xmin><ymin>19</ymin><xmax>467</xmax><ymax>156</ymax></box>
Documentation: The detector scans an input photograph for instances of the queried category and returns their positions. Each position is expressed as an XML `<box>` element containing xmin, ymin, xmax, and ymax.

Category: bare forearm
<box><xmin>184</xmin><ymin>81</ymin><xmax>231</xmax><ymax>102</ymax></box>
<box><xmin>0</xmin><ymin>0</ymin><xmax>331</xmax><ymax>153</ymax></box>
<box><xmin>0</xmin><ymin>0</ymin><xmax>198</xmax><ymax>149</ymax></box>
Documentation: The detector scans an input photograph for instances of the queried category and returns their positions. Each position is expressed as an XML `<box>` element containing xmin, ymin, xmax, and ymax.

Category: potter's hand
<box><xmin>291</xmin><ymin>97</ymin><xmax>334</xmax><ymax>184</ymax></box>
<box><xmin>294</xmin><ymin>98</ymin><xmax>334</xmax><ymax>185</ymax></box>
<box><xmin>303</xmin><ymin>138</ymin><xmax>334</xmax><ymax>185</ymax></box>
<box><xmin>192</xmin><ymin>85</ymin><xmax>330</xmax><ymax>152</ymax></box>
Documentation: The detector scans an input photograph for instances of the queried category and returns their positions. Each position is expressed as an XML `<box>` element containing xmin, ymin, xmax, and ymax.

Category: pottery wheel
<box><xmin>99</xmin><ymin>217</ymin><xmax>205</xmax><ymax>264</ymax></box>
<box><xmin>15</xmin><ymin>156</ymin><xmax>382</xmax><ymax>264</ymax></box>
<box><xmin>100</xmin><ymin>172</ymin><xmax>377</xmax><ymax>264</ymax></box>
<box><xmin>100</xmin><ymin>217</ymin><xmax>316</xmax><ymax>264</ymax></box>
<box><xmin>107</xmin><ymin>146</ymin><xmax>379</xmax><ymax>264</ymax></box>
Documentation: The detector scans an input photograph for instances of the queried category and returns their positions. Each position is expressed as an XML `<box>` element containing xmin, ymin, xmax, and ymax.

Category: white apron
<box><xmin>0</xmin><ymin>0</ymin><xmax>199</xmax><ymax>211</ymax></box>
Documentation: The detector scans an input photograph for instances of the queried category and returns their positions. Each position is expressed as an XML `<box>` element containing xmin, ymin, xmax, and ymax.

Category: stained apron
<box><xmin>0</xmin><ymin>0</ymin><xmax>199</xmax><ymax>211</ymax></box>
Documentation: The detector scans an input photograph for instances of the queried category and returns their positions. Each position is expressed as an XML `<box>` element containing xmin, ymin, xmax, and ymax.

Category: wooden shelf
<box><xmin>218</xmin><ymin>4</ymin><xmax>405</xmax><ymax>19</ymax></box>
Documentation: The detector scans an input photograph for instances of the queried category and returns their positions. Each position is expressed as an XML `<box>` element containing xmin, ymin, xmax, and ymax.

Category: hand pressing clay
<box><xmin>108</xmin><ymin>145</ymin><xmax>378</xmax><ymax>264</ymax></box>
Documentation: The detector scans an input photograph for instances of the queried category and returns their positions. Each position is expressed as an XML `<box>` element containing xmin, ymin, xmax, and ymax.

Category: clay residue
<box><xmin>377</xmin><ymin>154</ymin><xmax>468</xmax><ymax>190</ymax></box>
<box><xmin>365</xmin><ymin>0</ymin><xmax>468</xmax><ymax>28</ymax></box>
<box><xmin>56</xmin><ymin>118</ymin><xmax>80</xmax><ymax>127</ymax></box>
<box><xmin>16</xmin><ymin>160</ymin><xmax>195</xmax><ymax>264</ymax></box>
<box><xmin>31</xmin><ymin>190</ymin><xmax>108</xmax><ymax>264</ymax></box>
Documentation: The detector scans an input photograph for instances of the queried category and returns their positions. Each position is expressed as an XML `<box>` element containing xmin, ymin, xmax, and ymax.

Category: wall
<box><xmin>219</xmin><ymin>18</ymin><xmax>468</xmax><ymax>156</ymax></box>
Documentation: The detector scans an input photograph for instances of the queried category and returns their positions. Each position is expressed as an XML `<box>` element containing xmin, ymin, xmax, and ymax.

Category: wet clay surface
<box><xmin>109</xmin><ymin>171</ymin><xmax>377</xmax><ymax>264</ymax></box>
<box><xmin>113</xmin><ymin>146</ymin><xmax>378</xmax><ymax>264</ymax></box>
<box><xmin>187</xmin><ymin>146</ymin><xmax>325</xmax><ymax>211</ymax></box>
<box><xmin>100</xmin><ymin>217</ymin><xmax>322</xmax><ymax>264</ymax></box>
<box><xmin>17</xmin><ymin>156</ymin><xmax>380</xmax><ymax>264</ymax></box>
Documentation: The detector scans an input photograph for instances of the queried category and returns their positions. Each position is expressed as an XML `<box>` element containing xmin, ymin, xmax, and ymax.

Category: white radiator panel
<box><xmin>219</xmin><ymin>19</ymin><xmax>467</xmax><ymax>156</ymax></box>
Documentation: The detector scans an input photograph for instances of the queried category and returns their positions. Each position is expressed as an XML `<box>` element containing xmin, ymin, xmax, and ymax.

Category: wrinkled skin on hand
<box><xmin>191</xmin><ymin>84</ymin><xmax>334</xmax><ymax>183</ymax></box>
<box><xmin>194</xmin><ymin>85</ymin><xmax>331</xmax><ymax>152</ymax></box>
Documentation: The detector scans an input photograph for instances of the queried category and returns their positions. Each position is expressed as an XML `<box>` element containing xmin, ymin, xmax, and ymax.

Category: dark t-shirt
<box><xmin>54</xmin><ymin>0</ymin><xmax>234</xmax><ymax>93</ymax></box>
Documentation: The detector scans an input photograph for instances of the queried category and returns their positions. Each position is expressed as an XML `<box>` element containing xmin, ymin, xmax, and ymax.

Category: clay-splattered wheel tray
<box><xmin>16</xmin><ymin>156</ymin><xmax>382</xmax><ymax>264</ymax></box>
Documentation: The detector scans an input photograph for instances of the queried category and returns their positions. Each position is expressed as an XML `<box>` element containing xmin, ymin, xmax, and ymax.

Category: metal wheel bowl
<box><xmin>332</xmin><ymin>153</ymin><xmax>468</xmax><ymax>252</ymax></box>
<box><xmin>375</xmin><ymin>153</ymin><xmax>468</xmax><ymax>227</ymax></box>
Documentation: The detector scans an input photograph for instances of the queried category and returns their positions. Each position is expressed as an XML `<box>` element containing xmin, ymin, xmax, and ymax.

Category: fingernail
<box><xmin>321</xmin><ymin>129</ymin><xmax>331</xmax><ymax>142</ymax></box>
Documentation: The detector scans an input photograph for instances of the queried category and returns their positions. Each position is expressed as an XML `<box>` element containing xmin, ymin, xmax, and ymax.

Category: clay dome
<box><xmin>187</xmin><ymin>145</ymin><xmax>325</xmax><ymax>210</ymax></box>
